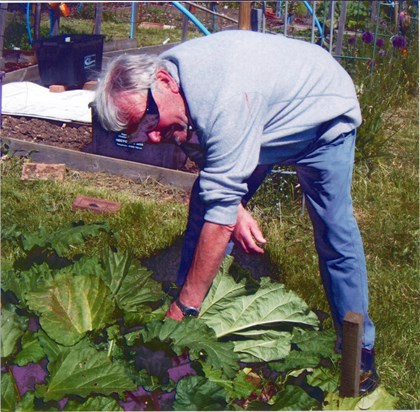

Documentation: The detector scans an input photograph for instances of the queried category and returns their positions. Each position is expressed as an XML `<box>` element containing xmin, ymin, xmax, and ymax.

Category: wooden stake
<box><xmin>238</xmin><ymin>2</ymin><xmax>251</xmax><ymax>30</ymax></box>
<box><xmin>340</xmin><ymin>312</ymin><xmax>363</xmax><ymax>398</ymax></box>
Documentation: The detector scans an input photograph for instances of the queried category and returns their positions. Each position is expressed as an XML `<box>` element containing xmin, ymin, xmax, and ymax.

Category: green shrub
<box><xmin>4</xmin><ymin>13</ymin><xmax>32</xmax><ymax>50</ymax></box>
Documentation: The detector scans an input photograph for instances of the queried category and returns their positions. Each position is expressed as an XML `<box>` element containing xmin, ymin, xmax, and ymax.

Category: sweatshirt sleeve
<box><xmin>199</xmin><ymin>92</ymin><xmax>267</xmax><ymax>225</ymax></box>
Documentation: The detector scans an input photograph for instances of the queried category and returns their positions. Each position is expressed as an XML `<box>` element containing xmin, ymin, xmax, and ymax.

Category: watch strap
<box><xmin>175</xmin><ymin>298</ymin><xmax>200</xmax><ymax>318</ymax></box>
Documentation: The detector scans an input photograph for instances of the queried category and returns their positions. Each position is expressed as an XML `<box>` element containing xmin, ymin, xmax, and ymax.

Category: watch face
<box><xmin>184</xmin><ymin>307</ymin><xmax>199</xmax><ymax>317</ymax></box>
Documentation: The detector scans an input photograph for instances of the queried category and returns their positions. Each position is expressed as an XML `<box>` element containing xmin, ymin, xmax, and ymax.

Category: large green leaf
<box><xmin>26</xmin><ymin>273</ymin><xmax>115</xmax><ymax>346</ymax></box>
<box><xmin>292</xmin><ymin>328</ymin><xmax>336</xmax><ymax>358</ymax></box>
<box><xmin>270</xmin><ymin>350</ymin><xmax>322</xmax><ymax>372</ymax></box>
<box><xmin>64</xmin><ymin>396</ymin><xmax>124</xmax><ymax>411</ymax></box>
<box><xmin>307</xmin><ymin>367</ymin><xmax>339</xmax><ymax>393</ymax></box>
<box><xmin>1</xmin><ymin>372</ymin><xmax>18</xmax><ymax>412</ymax></box>
<box><xmin>232</xmin><ymin>330</ymin><xmax>292</xmax><ymax>363</ymax></box>
<box><xmin>201</xmin><ymin>276</ymin><xmax>318</xmax><ymax>338</ymax></box>
<box><xmin>14</xmin><ymin>331</ymin><xmax>45</xmax><ymax>366</ymax></box>
<box><xmin>37</xmin><ymin>329</ymin><xmax>67</xmax><ymax>363</ymax></box>
<box><xmin>271</xmin><ymin>329</ymin><xmax>337</xmax><ymax>372</ymax></box>
<box><xmin>200</xmin><ymin>265</ymin><xmax>318</xmax><ymax>363</ymax></box>
<box><xmin>270</xmin><ymin>385</ymin><xmax>320</xmax><ymax>410</ymax></box>
<box><xmin>21</xmin><ymin>222</ymin><xmax>110</xmax><ymax>255</ymax></box>
<box><xmin>174</xmin><ymin>375</ymin><xmax>227</xmax><ymax>411</ymax></box>
<box><xmin>199</xmin><ymin>256</ymin><xmax>248</xmax><ymax>314</ymax></box>
<box><xmin>36</xmin><ymin>346</ymin><xmax>136</xmax><ymax>401</ymax></box>
<box><xmin>1</xmin><ymin>374</ymin><xmax>35</xmax><ymax>411</ymax></box>
<box><xmin>201</xmin><ymin>364</ymin><xmax>255</xmax><ymax>402</ymax></box>
<box><xmin>141</xmin><ymin>319</ymin><xmax>239</xmax><ymax>378</ymax></box>
<box><xmin>101</xmin><ymin>248</ymin><xmax>165</xmax><ymax>312</ymax></box>
<box><xmin>1</xmin><ymin>307</ymin><xmax>28</xmax><ymax>358</ymax></box>
<box><xmin>2</xmin><ymin>263</ymin><xmax>54</xmax><ymax>304</ymax></box>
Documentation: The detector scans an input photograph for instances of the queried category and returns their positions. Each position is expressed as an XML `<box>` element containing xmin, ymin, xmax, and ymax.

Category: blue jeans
<box><xmin>177</xmin><ymin>130</ymin><xmax>375</xmax><ymax>350</ymax></box>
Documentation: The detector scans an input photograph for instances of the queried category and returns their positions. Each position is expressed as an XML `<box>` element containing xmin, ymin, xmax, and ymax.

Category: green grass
<box><xmin>249</xmin><ymin>97</ymin><xmax>419</xmax><ymax>409</ymax></box>
<box><xmin>0</xmin><ymin>162</ymin><xmax>188</xmax><ymax>262</ymax></box>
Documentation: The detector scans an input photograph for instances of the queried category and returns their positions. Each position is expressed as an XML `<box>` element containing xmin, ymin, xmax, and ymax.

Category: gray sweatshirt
<box><xmin>161</xmin><ymin>30</ymin><xmax>361</xmax><ymax>225</ymax></box>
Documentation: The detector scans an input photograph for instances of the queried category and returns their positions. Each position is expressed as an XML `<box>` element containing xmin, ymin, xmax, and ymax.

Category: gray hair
<box><xmin>94</xmin><ymin>53</ymin><xmax>171</xmax><ymax>131</ymax></box>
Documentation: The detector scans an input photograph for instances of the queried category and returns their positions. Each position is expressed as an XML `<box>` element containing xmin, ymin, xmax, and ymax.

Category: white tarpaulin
<box><xmin>2</xmin><ymin>82</ymin><xmax>95</xmax><ymax>124</ymax></box>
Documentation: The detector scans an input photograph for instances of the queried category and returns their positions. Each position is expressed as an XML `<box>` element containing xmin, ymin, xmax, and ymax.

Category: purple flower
<box><xmin>392</xmin><ymin>35</ymin><xmax>407</xmax><ymax>48</ymax></box>
<box><xmin>362</xmin><ymin>31</ymin><xmax>374</xmax><ymax>44</ymax></box>
<box><xmin>378</xmin><ymin>49</ymin><xmax>386</xmax><ymax>57</ymax></box>
<box><xmin>376</xmin><ymin>38</ymin><xmax>385</xmax><ymax>48</ymax></box>
<box><xmin>348</xmin><ymin>36</ymin><xmax>356</xmax><ymax>45</ymax></box>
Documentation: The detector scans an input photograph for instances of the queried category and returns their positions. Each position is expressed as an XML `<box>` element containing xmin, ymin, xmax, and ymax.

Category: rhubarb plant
<box><xmin>1</xmin><ymin>221</ymin><xmax>396</xmax><ymax>410</ymax></box>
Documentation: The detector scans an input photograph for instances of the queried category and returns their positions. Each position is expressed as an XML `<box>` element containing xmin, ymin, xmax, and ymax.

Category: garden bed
<box><xmin>1</xmin><ymin>114</ymin><xmax>200</xmax><ymax>178</ymax></box>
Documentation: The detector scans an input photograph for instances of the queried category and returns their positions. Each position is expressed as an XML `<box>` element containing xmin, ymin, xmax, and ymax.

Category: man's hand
<box><xmin>166</xmin><ymin>301</ymin><xmax>184</xmax><ymax>321</ymax></box>
<box><xmin>232</xmin><ymin>204</ymin><xmax>266</xmax><ymax>254</ymax></box>
<box><xmin>165</xmin><ymin>221</ymin><xmax>234</xmax><ymax>321</ymax></box>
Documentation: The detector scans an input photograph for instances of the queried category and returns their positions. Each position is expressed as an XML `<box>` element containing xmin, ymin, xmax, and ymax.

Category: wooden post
<box><xmin>94</xmin><ymin>3</ymin><xmax>103</xmax><ymax>35</ymax></box>
<box><xmin>335</xmin><ymin>0</ymin><xmax>348</xmax><ymax>56</ymax></box>
<box><xmin>238</xmin><ymin>1</ymin><xmax>251</xmax><ymax>30</ymax></box>
<box><xmin>340</xmin><ymin>312</ymin><xmax>363</xmax><ymax>398</ymax></box>
<box><xmin>394</xmin><ymin>2</ymin><xmax>399</xmax><ymax>31</ymax></box>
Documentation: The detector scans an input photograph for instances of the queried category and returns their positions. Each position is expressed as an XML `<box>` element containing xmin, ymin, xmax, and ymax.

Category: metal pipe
<box><xmin>329</xmin><ymin>0</ymin><xmax>335</xmax><ymax>53</ymax></box>
<box><xmin>303</xmin><ymin>0</ymin><xmax>324</xmax><ymax>44</ymax></box>
<box><xmin>26</xmin><ymin>3</ymin><xmax>32</xmax><ymax>44</ymax></box>
<box><xmin>262</xmin><ymin>0</ymin><xmax>266</xmax><ymax>33</ymax></box>
<box><xmin>371</xmin><ymin>1</ymin><xmax>381</xmax><ymax>74</ymax></box>
<box><xmin>130</xmin><ymin>2</ymin><xmax>136</xmax><ymax>39</ymax></box>
<box><xmin>183</xmin><ymin>1</ymin><xmax>237</xmax><ymax>24</ymax></box>
<box><xmin>311</xmin><ymin>0</ymin><xmax>316</xmax><ymax>43</ymax></box>
<box><xmin>171</xmin><ymin>2</ymin><xmax>211</xmax><ymax>36</ymax></box>
<box><xmin>284</xmin><ymin>1</ymin><xmax>288</xmax><ymax>36</ymax></box>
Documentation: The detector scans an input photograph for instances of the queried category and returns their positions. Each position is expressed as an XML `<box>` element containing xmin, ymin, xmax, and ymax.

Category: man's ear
<box><xmin>156</xmin><ymin>70</ymin><xmax>180</xmax><ymax>93</ymax></box>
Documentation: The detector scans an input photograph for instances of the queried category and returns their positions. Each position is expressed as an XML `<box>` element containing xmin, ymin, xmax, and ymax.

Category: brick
<box><xmin>139</xmin><ymin>22</ymin><xmax>164</xmax><ymax>29</ymax></box>
<box><xmin>21</xmin><ymin>163</ymin><xmax>66</xmax><ymax>181</ymax></box>
<box><xmin>49</xmin><ymin>85</ymin><xmax>69</xmax><ymax>93</ymax></box>
<box><xmin>72</xmin><ymin>195</ymin><xmax>121</xmax><ymax>214</ymax></box>
<box><xmin>83</xmin><ymin>81</ymin><xmax>98</xmax><ymax>91</ymax></box>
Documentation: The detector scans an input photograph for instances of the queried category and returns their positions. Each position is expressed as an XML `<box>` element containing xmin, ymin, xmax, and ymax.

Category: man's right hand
<box><xmin>165</xmin><ymin>301</ymin><xmax>184</xmax><ymax>321</ymax></box>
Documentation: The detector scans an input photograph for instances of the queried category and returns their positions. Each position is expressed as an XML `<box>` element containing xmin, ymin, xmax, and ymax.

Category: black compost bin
<box><xmin>33</xmin><ymin>34</ymin><xmax>104</xmax><ymax>86</ymax></box>
<box><xmin>87</xmin><ymin>105</ymin><xmax>188</xmax><ymax>170</ymax></box>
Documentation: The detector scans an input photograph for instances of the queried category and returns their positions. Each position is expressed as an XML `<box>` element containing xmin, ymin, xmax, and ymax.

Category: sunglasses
<box><xmin>126</xmin><ymin>88</ymin><xmax>160</xmax><ymax>142</ymax></box>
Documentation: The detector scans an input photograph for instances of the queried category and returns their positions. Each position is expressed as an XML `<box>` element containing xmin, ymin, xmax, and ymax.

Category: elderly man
<box><xmin>94</xmin><ymin>30</ymin><xmax>378</xmax><ymax>394</ymax></box>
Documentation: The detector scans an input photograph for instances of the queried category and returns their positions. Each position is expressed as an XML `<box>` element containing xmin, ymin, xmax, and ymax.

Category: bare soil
<box><xmin>1</xmin><ymin>114</ymin><xmax>199</xmax><ymax>173</ymax></box>
<box><xmin>2</xmin><ymin>115</ymin><xmax>92</xmax><ymax>151</ymax></box>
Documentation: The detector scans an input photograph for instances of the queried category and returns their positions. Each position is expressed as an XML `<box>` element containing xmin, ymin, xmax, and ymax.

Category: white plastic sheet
<box><xmin>2</xmin><ymin>82</ymin><xmax>94</xmax><ymax>124</ymax></box>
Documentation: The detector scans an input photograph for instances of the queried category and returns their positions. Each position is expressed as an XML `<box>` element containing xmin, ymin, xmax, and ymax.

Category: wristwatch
<box><xmin>175</xmin><ymin>298</ymin><xmax>200</xmax><ymax>318</ymax></box>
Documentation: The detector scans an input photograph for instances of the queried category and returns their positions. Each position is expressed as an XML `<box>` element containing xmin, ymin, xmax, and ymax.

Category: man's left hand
<box><xmin>232</xmin><ymin>204</ymin><xmax>266</xmax><ymax>254</ymax></box>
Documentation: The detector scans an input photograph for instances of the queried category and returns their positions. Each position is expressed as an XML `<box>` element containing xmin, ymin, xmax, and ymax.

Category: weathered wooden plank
<box><xmin>340</xmin><ymin>312</ymin><xmax>363</xmax><ymax>398</ymax></box>
<box><xmin>2</xmin><ymin>137</ymin><xmax>196</xmax><ymax>191</ymax></box>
